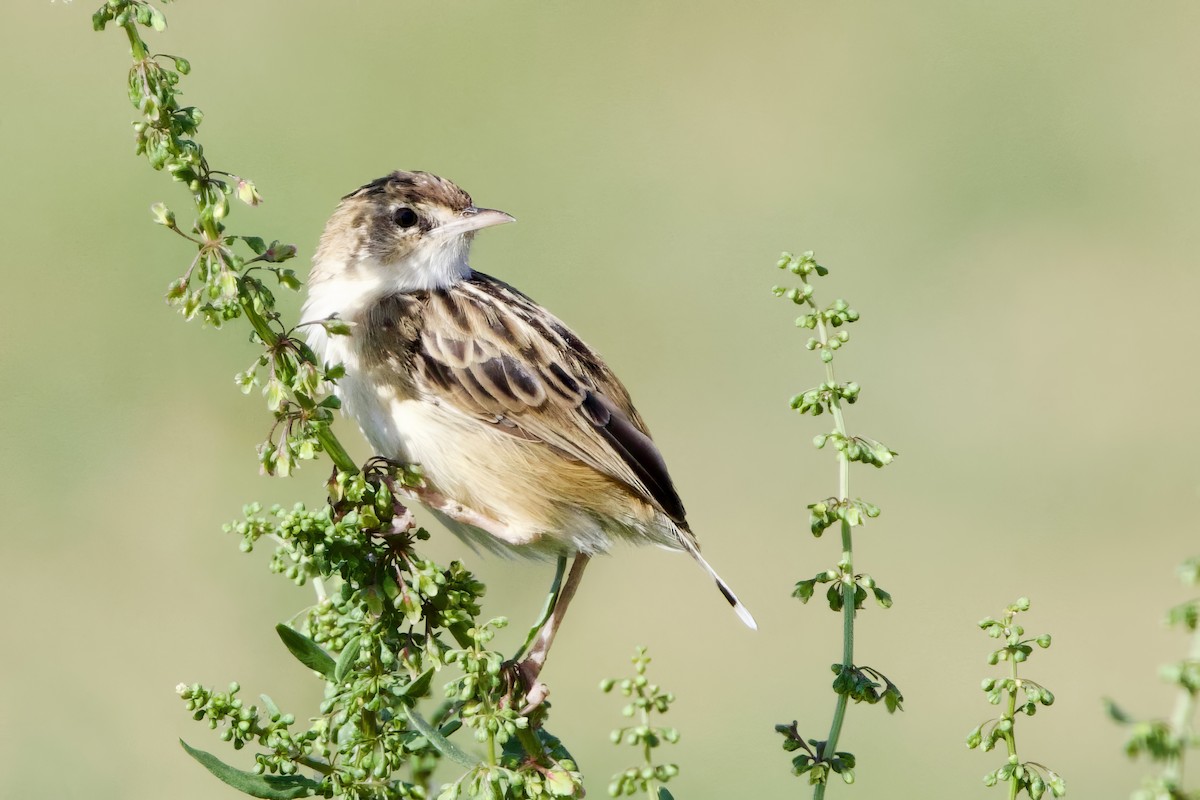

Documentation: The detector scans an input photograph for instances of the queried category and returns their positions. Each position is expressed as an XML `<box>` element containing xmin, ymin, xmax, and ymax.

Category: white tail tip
<box><xmin>715</xmin><ymin>576</ymin><xmax>758</xmax><ymax>630</ymax></box>
<box><xmin>686</xmin><ymin>544</ymin><xmax>757</xmax><ymax>630</ymax></box>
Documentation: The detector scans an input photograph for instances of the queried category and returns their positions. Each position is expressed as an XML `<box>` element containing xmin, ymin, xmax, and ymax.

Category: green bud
<box><xmin>264</xmin><ymin>243</ymin><xmax>297</xmax><ymax>263</ymax></box>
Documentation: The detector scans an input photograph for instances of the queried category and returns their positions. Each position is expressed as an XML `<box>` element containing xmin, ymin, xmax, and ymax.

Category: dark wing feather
<box><xmin>408</xmin><ymin>272</ymin><xmax>687</xmax><ymax>524</ymax></box>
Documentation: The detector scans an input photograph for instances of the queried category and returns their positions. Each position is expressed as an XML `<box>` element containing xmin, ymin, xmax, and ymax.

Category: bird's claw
<box><xmin>503</xmin><ymin>659</ymin><xmax>550</xmax><ymax>715</ymax></box>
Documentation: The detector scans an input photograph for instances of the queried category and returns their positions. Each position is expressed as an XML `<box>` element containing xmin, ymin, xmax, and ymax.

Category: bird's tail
<box><xmin>678</xmin><ymin>537</ymin><xmax>757</xmax><ymax>630</ymax></box>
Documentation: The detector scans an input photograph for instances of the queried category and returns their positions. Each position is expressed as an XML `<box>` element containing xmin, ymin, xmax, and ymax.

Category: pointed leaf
<box><xmin>242</xmin><ymin>236</ymin><xmax>267</xmax><ymax>255</ymax></box>
<box><xmin>1104</xmin><ymin>698</ymin><xmax>1133</xmax><ymax>724</ymax></box>
<box><xmin>274</xmin><ymin>624</ymin><xmax>335</xmax><ymax>680</ymax></box>
<box><xmin>333</xmin><ymin>635</ymin><xmax>361</xmax><ymax>684</ymax></box>
<box><xmin>400</xmin><ymin>668</ymin><xmax>435</xmax><ymax>701</ymax></box>
<box><xmin>403</xmin><ymin>706</ymin><xmax>479</xmax><ymax>768</ymax></box>
<box><xmin>179</xmin><ymin>740</ymin><xmax>318</xmax><ymax>799</ymax></box>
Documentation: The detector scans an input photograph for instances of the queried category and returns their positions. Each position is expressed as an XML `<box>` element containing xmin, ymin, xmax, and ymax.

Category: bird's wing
<box><xmin>405</xmin><ymin>272</ymin><xmax>688</xmax><ymax>525</ymax></box>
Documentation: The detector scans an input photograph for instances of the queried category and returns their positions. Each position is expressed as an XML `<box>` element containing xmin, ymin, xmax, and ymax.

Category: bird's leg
<box><xmin>398</xmin><ymin>480</ymin><xmax>590</xmax><ymax>711</ymax></box>
<box><xmin>405</xmin><ymin>485</ymin><xmax>519</xmax><ymax>541</ymax></box>
<box><xmin>513</xmin><ymin>554</ymin><xmax>590</xmax><ymax>712</ymax></box>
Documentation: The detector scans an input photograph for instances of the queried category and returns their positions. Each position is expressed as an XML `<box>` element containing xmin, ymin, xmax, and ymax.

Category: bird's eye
<box><xmin>393</xmin><ymin>207</ymin><xmax>419</xmax><ymax>229</ymax></box>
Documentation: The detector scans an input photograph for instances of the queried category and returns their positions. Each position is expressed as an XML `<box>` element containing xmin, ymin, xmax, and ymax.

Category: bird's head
<box><xmin>310</xmin><ymin>170</ymin><xmax>514</xmax><ymax>295</ymax></box>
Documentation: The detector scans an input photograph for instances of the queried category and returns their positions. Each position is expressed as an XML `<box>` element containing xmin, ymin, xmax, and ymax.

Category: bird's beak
<box><xmin>437</xmin><ymin>207</ymin><xmax>516</xmax><ymax>238</ymax></box>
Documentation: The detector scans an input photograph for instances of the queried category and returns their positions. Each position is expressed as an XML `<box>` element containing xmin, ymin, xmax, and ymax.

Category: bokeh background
<box><xmin>3</xmin><ymin>1</ymin><xmax>1199</xmax><ymax>797</ymax></box>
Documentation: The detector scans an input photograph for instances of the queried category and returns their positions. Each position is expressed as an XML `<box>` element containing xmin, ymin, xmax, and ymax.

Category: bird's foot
<box><xmin>503</xmin><ymin>658</ymin><xmax>550</xmax><ymax>715</ymax></box>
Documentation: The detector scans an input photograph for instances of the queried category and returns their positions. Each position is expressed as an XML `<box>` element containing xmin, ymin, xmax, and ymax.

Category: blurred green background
<box><xmin>3</xmin><ymin>1</ymin><xmax>1199</xmax><ymax>797</ymax></box>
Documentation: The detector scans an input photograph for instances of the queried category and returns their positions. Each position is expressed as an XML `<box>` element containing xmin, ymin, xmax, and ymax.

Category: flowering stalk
<box><xmin>772</xmin><ymin>251</ymin><xmax>900</xmax><ymax>796</ymax></box>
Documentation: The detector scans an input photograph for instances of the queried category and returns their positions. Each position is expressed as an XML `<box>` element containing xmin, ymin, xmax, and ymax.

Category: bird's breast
<box><xmin>327</xmin><ymin>332</ymin><xmax>423</xmax><ymax>463</ymax></box>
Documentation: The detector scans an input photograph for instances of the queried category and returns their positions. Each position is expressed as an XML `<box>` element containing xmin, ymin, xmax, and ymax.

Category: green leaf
<box><xmin>277</xmin><ymin>269</ymin><xmax>302</xmax><ymax>291</ymax></box>
<box><xmin>399</xmin><ymin>667</ymin><xmax>435</xmax><ymax>701</ymax></box>
<box><xmin>403</xmin><ymin>706</ymin><xmax>479</xmax><ymax>768</ymax></box>
<box><xmin>243</xmin><ymin>236</ymin><xmax>268</xmax><ymax>255</ymax></box>
<box><xmin>274</xmin><ymin>624</ymin><xmax>336</xmax><ymax>679</ymax></box>
<box><xmin>1104</xmin><ymin>698</ymin><xmax>1133</xmax><ymax>724</ymax></box>
<box><xmin>793</xmin><ymin>579</ymin><xmax>816</xmax><ymax>603</ymax></box>
<box><xmin>657</xmin><ymin>788</ymin><xmax>676</xmax><ymax>800</ymax></box>
<box><xmin>333</xmin><ymin>635</ymin><xmax>361</xmax><ymax>684</ymax></box>
<box><xmin>179</xmin><ymin>740</ymin><xmax>318</xmax><ymax>799</ymax></box>
<box><xmin>322</xmin><ymin>318</ymin><xmax>353</xmax><ymax>336</ymax></box>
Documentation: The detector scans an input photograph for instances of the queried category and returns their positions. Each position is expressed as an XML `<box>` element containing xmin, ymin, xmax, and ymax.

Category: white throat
<box><xmin>302</xmin><ymin>238</ymin><xmax>471</xmax><ymax>353</ymax></box>
<box><xmin>302</xmin><ymin>237</ymin><xmax>465</xmax><ymax>319</ymax></box>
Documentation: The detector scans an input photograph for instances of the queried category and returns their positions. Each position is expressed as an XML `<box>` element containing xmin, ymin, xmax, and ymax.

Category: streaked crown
<box><xmin>344</xmin><ymin>170</ymin><xmax>474</xmax><ymax>214</ymax></box>
<box><xmin>309</xmin><ymin>170</ymin><xmax>513</xmax><ymax>294</ymax></box>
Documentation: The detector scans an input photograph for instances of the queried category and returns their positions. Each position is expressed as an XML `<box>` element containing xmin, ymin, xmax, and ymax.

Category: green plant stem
<box><xmin>514</xmin><ymin>726</ymin><xmax>547</xmax><ymax>764</ymax></box>
<box><xmin>1005</xmin><ymin>658</ymin><xmax>1019</xmax><ymax>800</ymax></box>
<box><xmin>810</xmin><ymin>310</ymin><xmax>855</xmax><ymax>800</ymax></box>
<box><xmin>641</xmin><ymin>702</ymin><xmax>656</xmax><ymax>800</ymax></box>
<box><xmin>515</xmin><ymin>555</ymin><xmax>568</xmax><ymax>660</ymax></box>
<box><xmin>478</xmin><ymin>632</ymin><xmax>498</xmax><ymax>769</ymax></box>
<box><xmin>235</xmin><ymin>279</ymin><xmax>359</xmax><ymax>475</ymax></box>
<box><xmin>121</xmin><ymin>10</ymin><xmax>361</xmax><ymax>480</ymax></box>
<box><xmin>1165</xmin><ymin>622</ymin><xmax>1200</xmax><ymax>788</ymax></box>
<box><xmin>122</xmin><ymin>16</ymin><xmax>147</xmax><ymax>60</ymax></box>
<box><xmin>317</xmin><ymin>427</ymin><xmax>358</xmax><ymax>474</ymax></box>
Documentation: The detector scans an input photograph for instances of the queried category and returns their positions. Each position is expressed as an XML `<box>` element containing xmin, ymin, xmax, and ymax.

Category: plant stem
<box><xmin>234</xmin><ymin>280</ymin><xmax>358</xmax><ymax>475</ymax></box>
<box><xmin>1005</xmin><ymin>657</ymin><xmax>1020</xmax><ymax>800</ymax></box>
<box><xmin>478</xmin><ymin>633</ymin><xmax>498</xmax><ymax>769</ymax></box>
<box><xmin>1165</xmin><ymin>622</ymin><xmax>1200</xmax><ymax>788</ymax></box>
<box><xmin>316</xmin><ymin>425</ymin><xmax>358</xmax><ymax>474</ymax></box>
<box><xmin>811</xmin><ymin>309</ymin><xmax>854</xmax><ymax>800</ymax></box>
<box><xmin>123</xmin><ymin>10</ymin><xmax>360</xmax><ymax>481</ymax></box>
<box><xmin>122</xmin><ymin>17</ymin><xmax>147</xmax><ymax>60</ymax></box>
<box><xmin>515</xmin><ymin>555</ymin><xmax>568</xmax><ymax>660</ymax></box>
<box><xmin>642</xmin><ymin>701</ymin><xmax>656</xmax><ymax>800</ymax></box>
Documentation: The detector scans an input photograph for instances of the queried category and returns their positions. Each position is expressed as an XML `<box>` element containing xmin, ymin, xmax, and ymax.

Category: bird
<box><xmin>301</xmin><ymin>170</ymin><xmax>755</xmax><ymax>700</ymax></box>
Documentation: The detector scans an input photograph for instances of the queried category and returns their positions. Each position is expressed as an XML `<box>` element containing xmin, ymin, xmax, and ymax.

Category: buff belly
<box><xmin>316</xmin><ymin>324</ymin><xmax>681</xmax><ymax>558</ymax></box>
<box><xmin>391</xmin><ymin>396</ymin><xmax>681</xmax><ymax>558</ymax></box>
<box><xmin>336</xmin><ymin>369</ymin><xmax>676</xmax><ymax>558</ymax></box>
